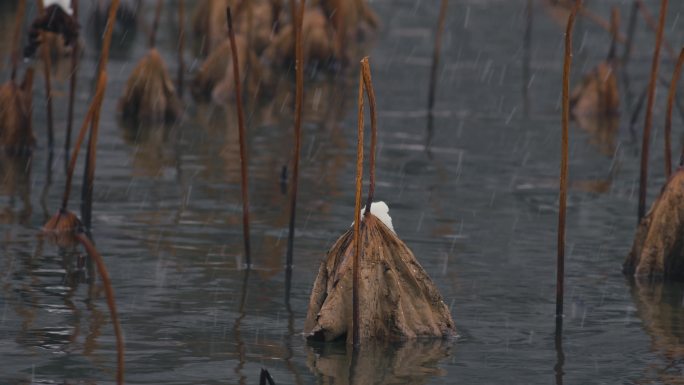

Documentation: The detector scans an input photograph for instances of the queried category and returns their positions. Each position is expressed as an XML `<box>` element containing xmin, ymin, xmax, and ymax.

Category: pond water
<box><xmin>2</xmin><ymin>0</ymin><xmax>684</xmax><ymax>384</ymax></box>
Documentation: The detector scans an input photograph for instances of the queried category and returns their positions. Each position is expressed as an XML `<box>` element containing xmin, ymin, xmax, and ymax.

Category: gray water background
<box><xmin>1</xmin><ymin>0</ymin><xmax>684</xmax><ymax>383</ymax></box>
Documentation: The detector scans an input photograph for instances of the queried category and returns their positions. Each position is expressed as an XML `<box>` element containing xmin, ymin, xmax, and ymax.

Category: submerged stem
<box><xmin>75</xmin><ymin>232</ymin><xmax>125</xmax><ymax>385</ymax></box>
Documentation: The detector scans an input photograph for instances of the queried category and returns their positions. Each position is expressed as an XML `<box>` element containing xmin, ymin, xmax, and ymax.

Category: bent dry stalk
<box><xmin>75</xmin><ymin>232</ymin><xmax>125</xmax><ymax>385</ymax></box>
<box><xmin>226</xmin><ymin>7</ymin><xmax>251</xmax><ymax>267</ymax></box>
<box><xmin>638</xmin><ymin>0</ymin><xmax>668</xmax><ymax>221</ymax></box>
<box><xmin>557</xmin><ymin>0</ymin><xmax>580</xmax><ymax>319</ymax></box>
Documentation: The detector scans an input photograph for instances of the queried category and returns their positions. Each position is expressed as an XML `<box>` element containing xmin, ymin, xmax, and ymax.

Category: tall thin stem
<box><xmin>75</xmin><ymin>232</ymin><xmax>125</xmax><ymax>385</ymax></box>
<box><xmin>80</xmin><ymin>0</ymin><xmax>120</xmax><ymax>229</ymax></box>
<box><xmin>638</xmin><ymin>0</ymin><xmax>668</xmax><ymax>221</ymax></box>
<box><xmin>361</xmin><ymin>58</ymin><xmax>377</xmax><ymax>215</ymax></box>
<box><xmin>65</xmin><ymin>0</ymin><xmax>79</xmax><ymax>174</ymax></box>
<box><xmin>352</xmin><ymin>67</ymin><xmax>365</xmax><ymax>348</ymax></box>
<box><xmin>10</xmin><ymin>0</ymin><xmax>27</xmax><ymax>82</ymax></box>
<box><xmin>227</xmin><ymin>7</ymin><xmax>251</xmax><ymax>267</ymax></box>
<box><xmin>665</xmin><ymin>48</ymin><xmax>684</xmax><ymax>178</ymax></box>
<box><xmin>557</xmin><ymin>0</ymin><xmax>580</xmax><ymax>319</ymax></box>
<box><xmin>37</xmin><ymin>1</ymin><xmax>54</xmax><ymax>156</ymax></box>
<box><xmin>149</xmin><ymin>0</ymin><xmax>163</xmax><ymax>49</ymax></box>
<box><xmin>427</xmin><ymin>0</ymin><xmax>448</xmax><ymax>149</ymax></box>
<box><xmin>177</xmin><ymin>0</ymin><xmax>185</xmax><ymax>96</ymax></box>
<box><xmin>285</xmin><ymin>0</ymin><xmax>305</xmax><ymax>269</ymax></box>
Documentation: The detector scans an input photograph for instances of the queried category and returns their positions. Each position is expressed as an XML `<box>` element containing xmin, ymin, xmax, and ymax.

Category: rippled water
<box><xmin>2</xmin><ymin>0</ymin><xmax>684</xmax><ymax>384</ymax></box>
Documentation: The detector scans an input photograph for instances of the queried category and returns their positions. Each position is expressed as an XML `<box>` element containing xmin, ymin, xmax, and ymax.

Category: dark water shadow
<box><xmin>0</xmin><ymin>154</ymin><xmax>32</xmax><ymax>225</ymax></box>
<box><xmin>630</xmin><ymin>279</ymin><xmax>684</xmax><ymax>384</ymax></box>
<box><xmin>306</xmin><ymin>339</ymin><xmax>452</xmax><ymax>385</ymax></box>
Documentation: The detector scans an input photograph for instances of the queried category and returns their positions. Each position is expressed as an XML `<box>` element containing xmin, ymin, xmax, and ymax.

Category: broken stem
<box><xmin>353</xmin><ymin>66</ymin><xmax>365</xmax><ymax>348</ymax></box>
<box><xmin>75</xmin><ymin>232</ymin><xmax>124</xmax><ymax>385</ymax></box>
<box><xmin>622</xmin><ymin>0</ymin><xmax>638</xmax><ymax>67</ymax></box>
<box><xmin>361</xmin><ymin>57</ymin><xmax>377</xmax><ymax>215</ymax></box>
<box><xmin>177</xmin><ymin>0</ymin><xmax>185</xmax><ymax>96</ymax></box>
<box><xmin>285</xmin><ymin>0</ymin><xmax>305</xmax><ymax>269</ymax></box>
<box><xmin>65</xmin><ymin>0</ymin><xmax>79</xmax><ymax>175</ymax></box>
<box><xmin>36</xmin><ymin>1</ymin><xmax>54</xmax><ymax>155</ymax></box>
<box><xmin>607</xmin><ymin>7</ymin><xmax>619</xmax><ymax>62</ymax></box>
<box><xmin>666</xmin><ymin>48</ymin><xmax>684</xmax><ymax>177</ymax></box>
<box><xmin>227</xmin><ymin>7</ymin><xmax>251</xmax><ymax>267</ymax></box>
<box><xmin>428</xmin><ymin>0</ymin><xmax>448</xmax><ymax>110</ymax></box>
<box><xmin>638</xmin><ymin>0</ymin><xmax>667</xmax><ymax>221</ymax></box>
<box><xmin>558</xmin><ymin>0</ymin><xmax>579</xmax><ymax>319</ymax></box>
<box><xmin>10</xmin><ymin>0</ymin><xmax>27</xmax><ymax>82</ymax></box>
<box><xmin>149</xmin><ymin>0</ymin><xmax>163</xmax><ymax>49</ymax></box>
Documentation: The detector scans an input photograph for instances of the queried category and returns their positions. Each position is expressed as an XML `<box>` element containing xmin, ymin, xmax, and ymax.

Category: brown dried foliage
<box><xmin>304</xmin><ymin>214</ymin><xmax>456</xmax><ymax>343</ymax></box>
<box><xmin>0</xmin><ymin>69</ymin><xmax>35</xmax><ymax>155</ymax></box>
<box><xmin>626</xmin><ymin>168</ymin><xmax>684</xmax><ymax>280</ymax></box>
<box><xmin>119</xmin><ymin>49</ymin><xmax>182</xmax><ymax>124</ymax></box>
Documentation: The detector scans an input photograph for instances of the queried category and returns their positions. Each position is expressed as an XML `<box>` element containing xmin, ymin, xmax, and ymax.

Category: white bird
<box><xmin>353</xmin><ymin>201</ymin><xmax>395</xmax><ymax>233</ymax></box>
<box><xmin>44</xmin><ymin>0</ymin><xmax>73</xmax><ymax>15</ymax></box>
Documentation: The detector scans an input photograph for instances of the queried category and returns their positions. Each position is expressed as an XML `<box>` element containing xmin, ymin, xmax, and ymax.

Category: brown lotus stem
<box><xmin>638</xmin><ymin>0</ymin><xmax>667</xmax><ymax>221</ymax></box>
<box><xmin>622</xmin><ymin>0</ymin><xmax>638</xmax><ymax>68</ymax></box>
<box><xmin>285</xmin><ymin>0</ymin><xmax>305</xmax><ymax>268</ymax></box>
<box><xmin>95</xmin><ymin>0</ymin><xmax>119</xmax><ymax>78</ymax></box>
<box><xmin>61</xmin><ymin>75</ymin><xmax>106</xmax><ymax>211</ymax></box>
<box><xmin>226</xmin><ymin>7</ymin><xmax>251</xmax><ymax>267</ymax></box>
<box><xmin>558</xmin><ymin>0</ymin><xmax>579</xmax><ymax>319</ymax></box>
<box><xmin>578</xmin><ymin>7</ymin><xmax>625</xmax><ymax>44</ymax></box>
<box><xmin>607</xmin><ymin>7</ymin><xmax>619</xmax><ymax>62</ymax></box>
<box><xmin>635</xmin><ymin>0</ymin><xmax>675</xmax><ymax>62</ymax></box>
<box><xmin>65</xmin><ymin>0</ymin><xmax>79</xmax><ymax>174</ymax></box>
<box><xmin>177</xmin><ymin>0</ymin><xmax>185</xmax><ymax>96</ymax></box>
<box><xmin>81</xmin><ymin>0</ymin><xmax>119</xmax><ymax>228</ymax></box>
<box><xmin>361</xmin><ymin>58</ymin><xmax>377</xmax><ymax>215</ymax></box>
<box><xmin>10</xmin><ymin>0</ymin><xmax>27</xmax><ymax>82</ymax></box>
<box><xmin>75</xmin><ymin>232</ymin><xmax>125</xmax><ymax>385</ymax></box>
<box><xmin>427</xmin><ymin>0</ymin><xmax>448</xmax><ymax>143</ymax></box>
<box><xmin>149</xmin><ymin>0</ymin><xmax>163</xmax><ymax>48</ymax></box>
<box><xmin>36</xmin><ymin>1</ymin><xmax>54</xmax><ymax>154</ymax></box>
<box><xmin>666</xmin><ymin>48</ymin><xmax>684</xmax><ymax>177</ymax></box>
<box><xmin>352</xmin><ymin>66</ymin><xmax>365</xmax><ymax>347</ymax></box>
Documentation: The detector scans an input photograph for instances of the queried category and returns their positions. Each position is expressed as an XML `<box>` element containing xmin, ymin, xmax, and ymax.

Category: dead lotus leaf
<box><xmin>118</xmin><ymin>48</ymin><xmax>181</xmax><ymax>124</ymax></box>
<box><xmin>625</xmin><ymin>168</ymin><xmax>684</xmax><ymax>280</ymax></box>
<box><xmin>570</xmin><ymin>62</ymin><xmax>619</xmax><ymax>119</ymax></box>
<box><xmin>304</xmin><ymin>214</ymin><xmax>455</xmax><ymax>343</ymax></box>
<box><xmin>0</xmin><ymin>70</ymin><xmax>35</xmax><ymax>155</ymax></box>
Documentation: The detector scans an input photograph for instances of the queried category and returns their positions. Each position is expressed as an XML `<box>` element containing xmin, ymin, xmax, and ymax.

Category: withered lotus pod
<box><xmin>0</xmin><ymin>69</ymin><xmax>35</xmax><ymax>155</ymax></box>
<box><xmin>43</xmin><ymin>209</ymin><xmax>83</xmax><ymax>248</ymax></box>
<box><xmin>304</xmin><ymin>207</ymin><xmax>455</xmax><ymax>343</ymax></box>
<box><xmin>570</xmin><ymin>62</ymin><xmax>619</xmax><ymax>119</ymax></box>
<box><xmin>625</xmin><ymin>168</ymin><xmax>684</xmax><ymax>280</ymax></box>
<box><xmin>191</xmin><ymin>36</ymin><xmax>256</xmax><ymax>104</ymax></box>
<box><xmin>118</xmin><ymin>49</ymin><xmax>182</xmax><ymax>124</ymax></box>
